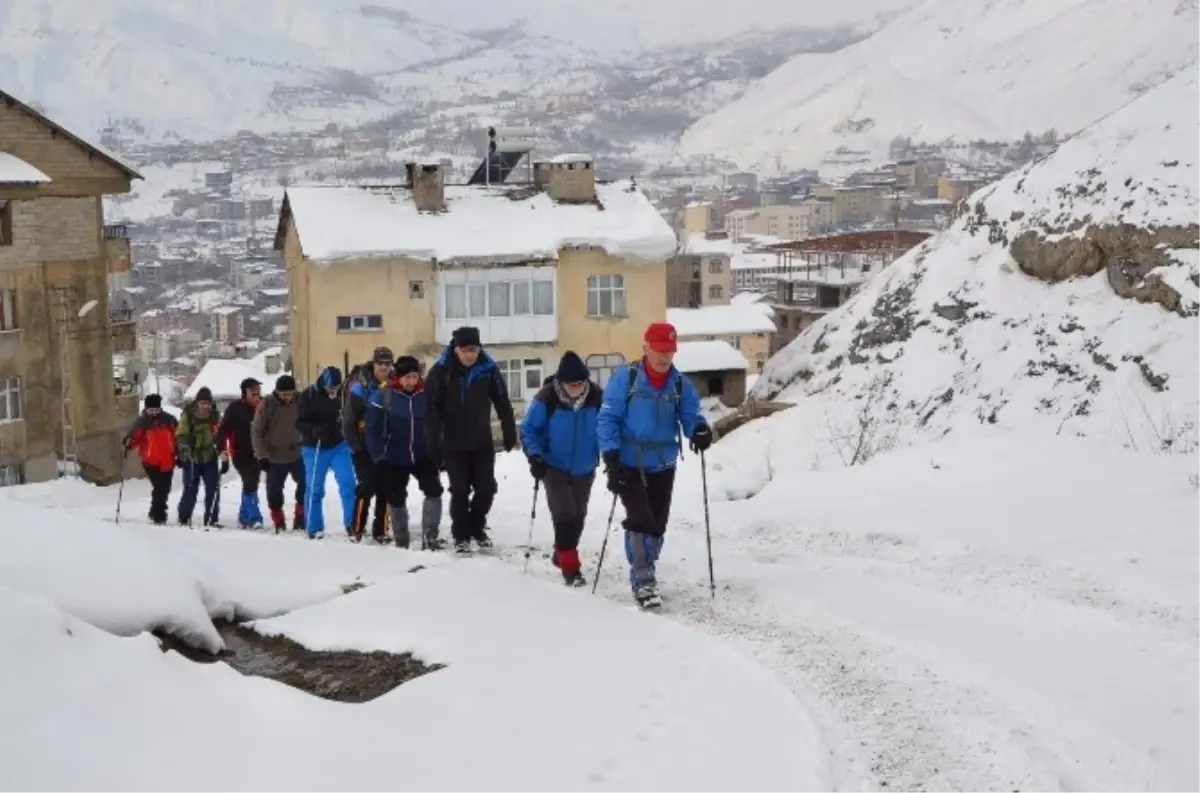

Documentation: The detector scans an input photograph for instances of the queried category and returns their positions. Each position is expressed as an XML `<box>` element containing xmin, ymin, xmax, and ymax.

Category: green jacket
<box><xmin>176</xmin><ymin>402</ymin><xmax>222</xmax><ymax>463</ymax></box>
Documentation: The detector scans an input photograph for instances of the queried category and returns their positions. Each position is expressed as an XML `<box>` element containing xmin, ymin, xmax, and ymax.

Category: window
<box><xmin>586</xmin><ymin>275</ymin><xmax>626</xmax><ymax>317</ymax></box>
<box><xmin>335</xmin><ymin>314</ymin><xmax>383</xmax><ymax>332</ymax></box>
<box><xmin>488</xmin><ymin>282</ymin><xmax>510</xmax><ymax>317</ymax></box>
<box><xmin>0</xmin><ymin>462</ymin><xmax>23</xmax><ymax>487</ymax></box>
<box><xmin>409</xmin><ymin>281</ymin><xmax>425</xmax><ymax>299</ymax></box>
<box><xmin>0</xmin><ymin>201</ymin><xmax>12</xmax><ymax>246</ymax></box>
<box><xmin>468</xmin><ymin>283</ymin><xmax>486</xmax><ymax>317</ymax></box>
<box><xmin>586</xmin><ymin>353</ymin><xmax>627</xmax><ymax>387</ymax></box>
<box><xmin>0</xmin><ymin>376</ymin><xmax>21</xmax><ymax>421</ymax></box>
<box><xmin>512</xmin><ymin>281</ymin><xmax>531</xmax><ymax>315</ymax></box>
<box><xmin>0</xmin><ymin>288</ymin><xmax>14</xmax><ymax>331</ymax></box>
<box><xmin>445</xmin><ymin>284</ymin><xmax>466</xmax><ymax>318</ymax></box>
<box><xmin>532</xmin><ymin>281</ymin><xmax>554</xmax><ymax>315</ymax></box>
<box><xmin>707</xmin><ymin>376</ymin><xmax>725</xmax><ymax>396</ymax></box>
<box><xmin>709</xmin><ymin>258</ymin><xmax>723</xmax><ymax>274</ymax></box>
<box><xmin>709</xmin><ymin>285</ymin><xmax>723</xmax><ymax>299</ymax></box>
<box><xmin>495</xmin><ymin>358</ymin><xmax>543</xmax><ymax>401</ymax></box>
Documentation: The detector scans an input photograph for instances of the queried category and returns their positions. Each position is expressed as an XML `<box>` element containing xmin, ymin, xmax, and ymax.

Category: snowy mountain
<box><xmin>0</xmin><ymin>0</ymin><xmax>914</xmax><ymax>140</ymax></box>
<box><xmin>748</xmin><ymin>67</ymin><xmax>1199</xmax><ymax>456</ymax></box>
<box><xmin>679</xmin><ymin>0</ymin><xmax>1199</xmax><ymax>174</ymax></box>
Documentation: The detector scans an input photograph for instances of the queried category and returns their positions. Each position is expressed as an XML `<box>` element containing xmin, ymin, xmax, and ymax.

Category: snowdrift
<box><xmin>680</xmin><ymin>0</ymin><xmax>1198</xmax><ymax>172</ymax></box>
<box><xmin>749</xmin><ymin>68</ymin><xmax>1199</xmax><ymax>454</ymax></box>
<box><xmin>0</xmin><ymin>487</ymin><xmax>829</xmax><ymax>791</ymax></box>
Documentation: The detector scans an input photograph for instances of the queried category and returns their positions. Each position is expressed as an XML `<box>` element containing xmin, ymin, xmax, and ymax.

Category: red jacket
<box><xmin>125</xmin><ymin>412</ymin><xmax>179</xmax><ymax>472</ymax></box>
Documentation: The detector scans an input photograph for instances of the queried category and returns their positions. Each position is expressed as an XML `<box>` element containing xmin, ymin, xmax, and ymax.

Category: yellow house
<box><xmin>666</xmin><ymin>304</ymin><xmax>776</xmax><ymax>374</ymax></box>
<box><xmin>0</xmin><ymin>89</ymin><xmax>142</xmax><ymax>484</ymax></box>
<box><xmin>275</xmin><ymin>155</ymin><xmax>678</xmax><ymax>406</ymax></box>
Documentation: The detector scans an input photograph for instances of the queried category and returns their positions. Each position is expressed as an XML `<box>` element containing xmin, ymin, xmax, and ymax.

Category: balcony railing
<box><xmin>103</xmin><ymin>223</ymin><xmax>129</xmax><ymax>239</ymax></box>
<box><xmin>109</xmin><ymin>307</ymin><xmax>135</xmax><ymax>324</ymax></box>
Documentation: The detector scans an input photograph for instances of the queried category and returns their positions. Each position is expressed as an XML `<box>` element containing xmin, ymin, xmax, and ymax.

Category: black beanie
<box><xmin>393</xmin><ymin>355</ymin><xmax>421</xmax><ymax>377</ymax></box>
<box><xmin>555</xmin><ymin>351</ymin><xmax>590</xmax><ymax>383</ymax></box>
<box><xmin>195</xmin><ymin>387</ymin><xmax>213</xmax><ymax>403</ymax></box>
<box><xmin>275</xmin><ymin>374</ymin><xmax>296</xmax><ymax>392</ymax></box>
<box><xmin>451</xmin><ymin>326</ymin><xmax>481</xmax><ymax>348</ymax></box>
<box><xmin>144</xmin><ymin>393</ymin><xmax>162</xmax><ymax>409</ymax></box>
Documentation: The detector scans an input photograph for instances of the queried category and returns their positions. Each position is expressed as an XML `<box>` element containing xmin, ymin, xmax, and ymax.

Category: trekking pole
<box><xmin>522</xmin><ymin>479</ymin><xmax>541</xmax><ymax>574</ymax></box>
<box><xmin>700</xmin><ymin>449</ymin><xmax>715</xmax><ymax>599</ymax></box>
<box><xmin>591</xmin><ymin>494</ymin><xmax>619</xmax><ymax>595</ymax></box>
<box><xmin>114</xmin><ymin>449</ymin><xmax>128</xmax><ymax>524</ymax></box>
<box><xmin>307</xmin><ymin>440</ymin><xmax>322</xmax><ymax>530</ymax></box>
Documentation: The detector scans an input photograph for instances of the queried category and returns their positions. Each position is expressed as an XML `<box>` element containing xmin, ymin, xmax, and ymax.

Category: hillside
<box><xmin>749</xmin><ymin>67</ymin><xmax>1199</xmax><ymax>455</ymax></box>
<box><xmin>0</xmin><ymin>0</ymin><xmax>913</xmax><ymax>141</ymax></box>
<box><xmin>679</xmin><ymin>0</ymin><xmax>1199</xmax><ymax>173</ymax></box>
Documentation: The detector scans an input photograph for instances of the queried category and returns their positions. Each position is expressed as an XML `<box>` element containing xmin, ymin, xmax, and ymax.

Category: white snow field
<box><xmin>0</xmin><ymin>487</ymin><xmax>828</xmax><ymax>791</ymax></box>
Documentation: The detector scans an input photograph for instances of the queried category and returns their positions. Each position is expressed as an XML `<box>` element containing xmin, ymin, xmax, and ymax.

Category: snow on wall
<box><xmin>751</xmin><ymin>68</ymin><xmax>1199</xmax><ymax>453</ymax></box>
<box><xmin>286</xmin><ymin>182</ymin><xmax>678</xmax><ymax>264</ymax></box>
<box><xmin>0</xmin><ymin>151</ymin><xmax>50</xmax><ymax>183</ymax></box>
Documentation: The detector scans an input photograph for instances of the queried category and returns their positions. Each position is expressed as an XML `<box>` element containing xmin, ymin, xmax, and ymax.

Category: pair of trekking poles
<box><xmin>522</xmin><ymin>450</ymin><xmax>716</xmax><ymax>600</ymax></box>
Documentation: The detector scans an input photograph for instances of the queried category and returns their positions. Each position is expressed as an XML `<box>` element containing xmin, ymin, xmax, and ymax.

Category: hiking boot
<box><xmin>423</xmin><ymin>534</ymin><xmax>446</xmax><ymax>551</ymax></box>
<box><xmin>454</xmin><ymin>540</ymin><xmax>473</xmax><ymax>555</ymax></box>
<box><xmin>633</xmin><ymin>584</ymin><xmax>662</xmax><ymax>610</ymax></box>
<box><xmin>563</xmin><ymin>571</ymin><xmax>587</xmax><ymax>588</ymax></box>
<box><xmin>473</xmin><ymin>531</ymin><xmax>493</xmax><ymax>549</ymax></box>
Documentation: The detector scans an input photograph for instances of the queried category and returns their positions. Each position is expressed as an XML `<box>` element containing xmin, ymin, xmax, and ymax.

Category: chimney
<box><xmin>533</xmin><ymin>161</ymin><xmax>552</xmax><ymax>190</ymax></box>
<box><xmin>264</xmin><ymin>352</ymin><xmax>281</xmax><ymax>374</ymax></box>
<box><xmin>407</xmin><ymin>161</ymin><xmax>445</xmax><ymax>212</ymax></box>
<box><xmin>546</xmin><ymin>154</ymin><xmax>595</xmax><ymax>203</ymax></box>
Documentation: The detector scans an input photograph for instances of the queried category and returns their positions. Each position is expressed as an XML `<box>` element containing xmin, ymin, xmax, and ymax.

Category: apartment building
<box><xmin>276</xmin><ymin>155</ymin><xmax>678</xmax><ymax>406</ymax></box>
<box><xmin>0</xmin><ymin>89</ymin><xmax>142</xmax><ymax>485</ymax></box>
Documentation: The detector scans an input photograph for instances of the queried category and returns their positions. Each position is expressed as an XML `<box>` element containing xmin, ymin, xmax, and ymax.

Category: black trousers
<box><xmin>144</xmin><ymin>464</ymin><xmax>173</xmax><ymax>522</ymax></box>
<box><xmin>233</xmin><ymin>458</ymin><xmax>259</xmax><ymax>494</ymax></box>
<box><xmin>352</xmin><ymin>450</ymin><xmax>387</xmax><ymax>537</ymax></box>
<box><xmin>443</xmin><ymin>448</ymin><xmax>496</xmax><ymax>541</ymax></box>
<box><xmin>379</xmin><ymin>458</ymin><xmax>444</xmax><ymax>507</ymax></box>
<box><xmin>542</xmin><ymin>468</ymin><xmax>595</xmax><ymax>551</ymax></box>
<box><xmin>618</xmin><ymin>466</ymin><xmax>676</xmax><ymax>537</ymax></box>
<box><xmin>265</xmin><ymin>458</ymin><xmax>306</xmax><ymax>512</ymax></box>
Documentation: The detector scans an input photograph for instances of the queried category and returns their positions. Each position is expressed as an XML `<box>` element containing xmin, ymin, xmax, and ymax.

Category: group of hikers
<box><xmin>123</xmin><ymin>323</ymin><xmax>712</xmax><ymax>606</ymax></box>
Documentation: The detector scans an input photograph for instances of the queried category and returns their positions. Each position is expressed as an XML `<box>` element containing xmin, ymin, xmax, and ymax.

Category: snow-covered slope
<box><xmin>751</xmin><ymin>68</ymin><xmax>1199</xmax><ymax>452</ymax></box>
<box><xmin>680</xmin><ymin>0</ymin><xmax>1199</xmax><ymax>173</ymax></box>
<box><xmin>0</xmin><ymin>0</ymin><xmax>914</xmax><ymax>140</ymax></box>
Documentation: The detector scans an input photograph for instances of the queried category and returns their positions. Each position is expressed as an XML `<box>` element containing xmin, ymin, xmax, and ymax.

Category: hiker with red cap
<box><xmin>596</xmin><ymin>321</ymin><xmax>713</xmax><ymax>609</ymax></box>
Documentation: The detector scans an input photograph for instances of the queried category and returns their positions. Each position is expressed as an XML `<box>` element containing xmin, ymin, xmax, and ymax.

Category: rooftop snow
<box><xmin>0</xmin><ymin>152</ymin><xmax>50</xmax><ymax>184</ymax></box>
<box><xmin>674</xmin><ymin>340</ymin><xmax>748</xmax><ymax>373</ymax></box>
<box><xmin>668</xmin><ymin>305</ymin><xmax>777</xmax><ymax>337</ymax></box>
<box><xmin>685</xmin><ymin>232</ymin><xmax>784</xmax><ymax>256</ymax></box>
<box><xmin>185</xmin><ymin>355</ymin><xmax>289</xmax><ymax>402</ymax></box>
<box><xmin>285</xmin><ymin>183</ymin><xmax>677</xmax><ymax>264</ymax></box>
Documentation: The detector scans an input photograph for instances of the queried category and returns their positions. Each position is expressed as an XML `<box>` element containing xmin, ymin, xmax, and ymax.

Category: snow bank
<box><xmin>0</xmin><ymin>499</ymin><xmax>222</xmax><ymax>652</ymax></box>
<box><xmin>286</xmin><ymin>181</ymin><xmax>678</xmax><ymax>264</ymax></box>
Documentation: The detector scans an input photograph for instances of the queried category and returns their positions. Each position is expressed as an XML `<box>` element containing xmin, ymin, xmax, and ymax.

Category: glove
<box><xmin>258</xmin><ymin>458</ymin><xmax>271</xmax><ymax>472</ymax></box>
<box><xmin>602</xmin><ymin>451</ymin><xmax>626</xmax><ymax>495</ymax></box>
<box><xmin>219</xmin><ymin>460</ymin><xmax>230</xmax><ymax>475</ymax></box>
<box><xmin>689</xmin><ymin>424</ymin><xmax>713</xmax><ymax>453</ymax></box>
<box><xmin>503</xmin><ymin>436</ymin><xmax>516</xmax><ymax>453</ymax></box>
<box><xmin>528</xmin><ymin>456</ymin><xmax>547</xmax><ymax>480</ymax></box>
<box><xmin>174</xmin><ymin>456</ymin><xmax>184</xmax><ymax>470</ymax></box>
<box><xmin>312</xmin><ymin>427</ymin><xmax>329</xmax><ymax>445</ymax></box>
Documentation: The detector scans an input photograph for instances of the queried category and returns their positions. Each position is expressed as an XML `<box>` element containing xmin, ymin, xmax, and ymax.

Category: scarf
<box><xmin>553</xmin><ymin>378</ymin><xmax>590</xmax><ymax>411</ymax></box>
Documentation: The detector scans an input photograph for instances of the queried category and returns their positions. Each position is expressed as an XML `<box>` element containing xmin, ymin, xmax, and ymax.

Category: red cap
<box><xmin>644</xmin><ymin>322</ymin><xmax>678</xmax><ymax>353</ymax></box>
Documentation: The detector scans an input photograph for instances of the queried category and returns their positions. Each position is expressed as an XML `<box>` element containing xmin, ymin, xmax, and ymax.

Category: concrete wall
<box><xmin>686</xmin><ymin>369</ymin><xmax>747</xmax><ymax>408</ymax></box>
<box><xmin>0</xmin><ymin>101</ymin><xmax>134</xmax><ymax>484</ymax></box>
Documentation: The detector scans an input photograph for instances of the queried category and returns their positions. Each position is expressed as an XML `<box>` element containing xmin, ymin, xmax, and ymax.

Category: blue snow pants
<box><xmin>178</xmin><ymin>460</ymin><xmax>220</xmax><ymax>524</ymax></box>
<box><xmin>302</xmin><ymin>441</ymin><xmax>357</xmax><ymax>532</ymax></box>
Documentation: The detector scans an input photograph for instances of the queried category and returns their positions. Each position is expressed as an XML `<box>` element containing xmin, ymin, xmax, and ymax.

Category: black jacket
<box><xmin>425</xmin><ymin>347</ymin><xmax>517</xmax><ymax>454</ymax></box>
<box><xmin>296</xmin><ymin>384</ymin><xmax>345</xmax><ymax>448</ymax></box>
<box><xmin>216</xmin><ymin>399</ymin><xmax>258</xmax><ymax>463</ymax></box>
<box><xmin>342</xmin><ymin>362</ymin><xmax>378</xmax><ymax>454</ymax></box>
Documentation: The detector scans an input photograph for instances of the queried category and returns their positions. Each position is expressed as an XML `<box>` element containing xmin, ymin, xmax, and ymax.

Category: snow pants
<box><xmin>178</xmin><ymin>460</ymin><xmax>220</xmax><ymax>525</ymax></box>
<box><xmin>444</xmin><ymin>448</ymin><xmax>497</xmax><ymax>542</ymax></box>
<box><xmin>378</xmin><ymin>458</ymin><xmax>445</xmax><ymax>544</ymax></box>
<box><xmin>301</xmin><ymin>442</ymin><xmax>356</xmax><ymax>532</ymax></box>
<box><xmin>233</xmin><ymin>457</ymin><xmax>263</xmax><ymax>526</ymax></box>
<box><xmin>618</xmin><ymin>466</ymin><xmax>675</xmax><ymax>589</ymax></box>
<box><xmin>265</xmin><ymin>458</ymin><xmax>306</xmax><ymax>514</ymax></box>
<box><xmin>143</xmin><ymin>464</ymin><xmax>173</xmax><ymax>523</ymax></box>
<box><xmin>351</xmin><ymin>451</ymin><xmax>388</xmax><ymax>539</ymax></box>
<box><xmin>542</xmin><ymin>468</ymin><xmax>595</xmax><ymax>575</ymax></box>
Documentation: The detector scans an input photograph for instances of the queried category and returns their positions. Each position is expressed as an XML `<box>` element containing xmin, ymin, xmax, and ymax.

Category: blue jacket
<box><xmin>520</xmin><ymin>380</ymin><xmax>603</xmax><ymax>477</ymax></box>
<box><xmin>364</xmin><ymin>379</ymin><xmax>428</xmax><ymax>467</ymax></box>
<box><xmin>597</xmin><ymin>362</ymin><xmax>706</xmax><ymax>473</ymax></box>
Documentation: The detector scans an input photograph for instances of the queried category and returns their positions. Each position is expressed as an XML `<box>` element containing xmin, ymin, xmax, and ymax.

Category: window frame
<box><xmin>585</xmin><ymin>274</ymin><xmax>627</xmax><ymax>318</ymax></box>
<box><xmin>0</xmin><ymin>462</ymin><xmax>24</xmax><ymax>487</ymax></box>
<box><xmin>0</xmin><ymin>376</ymin><xmax>22</xmax><ymax>422</ymax></box>
<box><xmin>0</xmin><ymin>287</ymin><xmax>15</xmax><ymax>331</ymax></box>
<box><xmin>585</xmin><ymin>352</ymin><xmax>627</xmax><ymax>388</ymax></box>
<box><xmin>335</xmin><ymin>314</ymin><xmax>383</xmax><ymax>332</ymax></box>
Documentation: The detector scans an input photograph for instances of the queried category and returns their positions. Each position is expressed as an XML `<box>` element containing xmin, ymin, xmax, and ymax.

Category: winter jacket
<box><xmin>597</xmin><ymin>361</ymin><xmax>706</xmax><ymax>473</ymax></box>
<box><xmin>364</xmin><ymin>379</ymin><xmax>429</xmax><ymax>467</ymax></box>
<box><xmin>176</xmin><ymin>402</ymin><xmax>222</xmax><ymax>464</ymax></box>
<box><xmin>124</xmin><ymin>411</ymin><xmax>179</xmax><ymax>472</ymax></box>
<box><xmin>251</xmin><ymin>392</ymin><xmax>303</xmax><ymax>464</ymax></box>
<box><xmin>425</xmin><ymin>346</ymin><xmax>517</xmax><ymax>454</ymax></box>
<box><xmin>297</xmin><ymin>383</ymin><xmax>345</xmax><ymax>448</ymax></box>
<box><xmin>216</xmin><ymin>399</ymin><xmax>258</xmax><ymax>462</ymax></box>
<box><xmin>343</xmin><ymin>363</ymin><xmax>381</xmax><ymax>454</ymax></box>
<box><xmin>520</xmin><ymin>381</ymin><xmax>602</xmax><ymax>477</ymax></box>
